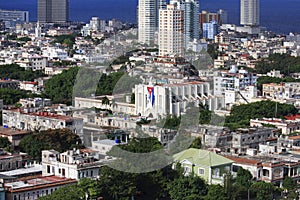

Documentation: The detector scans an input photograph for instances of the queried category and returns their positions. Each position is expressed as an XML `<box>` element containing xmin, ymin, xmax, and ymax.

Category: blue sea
<box><xmin>1</xmin><ymin>0</ymin><xmax>300</xmax><ymax>34</ymax></box>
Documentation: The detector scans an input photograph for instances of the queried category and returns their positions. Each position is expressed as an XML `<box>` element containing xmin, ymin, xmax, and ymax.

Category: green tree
<box><xmin>19</xmin><ymin>128</ymin><xmax>83</xmax><ymax>161</ymax></box>
<box><xmin>233</xmin><ymin>168</ymin><xmax>253</xmax><ymax>199</ymax></box>
<box><xmin>199</xmin><ymin>103</ymin><xmax>212</xmax><ymax>125</ymax></box>
<box><xmin>225</xmin><ymin>100</ymin><xmax>298</xmax><ymax>129</ymax></box>
<box><xmin>38</xmin><ymin>184</ymin><xmax>84</xmax><ymax>200</ymax></box>
<box><xmin>282</xmin><ymin>176</ymin><xmax>296</xmax><ymax>191</ymax></box>
<box><xmin>0</xmin><ymin>64</ymin><xmax>45</xmax><ymax>81</ymax></box>
<box><xmin>167</xmin><ymin>174</ymin><xmax>208</xmax><ymax>200</ymax></box>
<box><xmin>0</xmin><ymin>137</ymin><xmax>11</xmax><ymax>148</ymax></box>
<box><xmin>0</xmin><ymin>88</ymin><xmax>40</xmax><ymax>105</ymax></box>
<box><xmin>205</xmin><ymin>184</ymin><xmax>228</xmax><ymax>200</ymax></box>
<box><xmin>157</xmin><ymin>115</ymin><xmax>181</xmax><ymax>130</ymax></box>
<box><xmin>189</xmin><ymin>137</ymin><xmax>202</xmax><ymax>149</ymax></box>
<box><xmin>250</xmin><ymin>181</ymin><xmax>275</xmax><ymax>200</ymax></box>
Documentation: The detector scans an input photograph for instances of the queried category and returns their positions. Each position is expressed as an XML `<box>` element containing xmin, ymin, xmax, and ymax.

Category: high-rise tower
<box><xmin>158</xmin><ymin>4</ymin><xmax>184</xmax><ymax>56</ymax></box>
<box><xmin>170</xmin><ymin>0</ymin><xmax>199</xmax><ymax>48</ymax></box>
<box><xmin>38</xmin><ymin>0</ymin><xmax>69</xmax><ymax>23</ymax></box>
<box><xmin>240</xmin><ymin>0</ymin><xmax>260</xmax><ymax>26</ymax></box>
<box><xmin>138</xmin><ymin>0</ymin><xmax>166</xmax><ymax>45</ymax></box>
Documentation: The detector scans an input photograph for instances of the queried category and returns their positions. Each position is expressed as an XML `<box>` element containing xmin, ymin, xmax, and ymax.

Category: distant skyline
<box><xmin>0</xmin><ymin>0</ymin><xmax>300</xmax><ymax>33</ymax></box>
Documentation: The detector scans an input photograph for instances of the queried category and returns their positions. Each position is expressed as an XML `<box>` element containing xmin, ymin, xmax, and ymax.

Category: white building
<box><xmin>91</xmin><ymin>139</ymin><xmax>119</xmax><ymax>155</ymax></box>
<box><xmin>15</xmin><ymin>55</ymin><xmax>48</xmax><ymax>71</ymax></box>
<box><xmin>262</xmin><ymin>82</ymin><xmax>300</xmax><ymax>99</ymax></box>
<box><xmin>42</xmin><ymin>46</ymin><xmax>68</xmax><ymax>60</ymax></box>
<box><xmin>2</xmin><ymin>109</ymin><xmax>83</xmax><ymax>134</ymax></box>
<box><xmin>170</xmin><ymin>0</ymin><xmax>199</xmax><ymax>47</ymax></box>
<box><xmin>158</xmin><ymin>4</ymin><xmax>184</xmax><ymax>56</ymax></box>
<box><xmin>224</xmin><ymin>85</ymin><xmax>257</xmax><ymax>106</ymax></box>
<box><xmin>4</xmin><ymin>175</ymin><xmax>77</xmax><ymax>200</ymax></box>
<box><xmin>42</xmin><ymin>149</ymin><xmax>108</xmax><ymax>180</ymax></box>
<box><xmin>134</xmin><ymin>80</ymin><xmax>224</xmax><ymax>118</ymax></box>
<box><xmin>213</xmin><ymin>65</ymin><xmax>257</xmax><ymax>96</ymax></box>
<box><xmin>240</xmin><ymin>0</ymin><xmax>260</xmax><ymax>26</ymax></box>
<box><xmin>138</xmin><ymin>0</ymin><xmax>166</xmax><ymax>44</ymax></box>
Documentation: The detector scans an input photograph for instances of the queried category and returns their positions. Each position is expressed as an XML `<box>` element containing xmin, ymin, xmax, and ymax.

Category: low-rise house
<box><xmin>0</xmin><ymin>163</ymin><xmax>42</xmax><ymax>179</ymax></box>
<box><xmin>42</xmin><ymin>149</ymin><xmax>109</xmax><ymax>180</ymax></box>
<box><xmin>250</xmin><ymin>117</ymin><xmax>300</xmax><ymax>135</ymax></box>
<box><xmin>0</xmin><ymin>154</ymin><xmax>24</xmax><ymax>172</ymax></box>
<box><xmin>0</xmin><ymin>79</ymin><xmax>19</xmax><ymax>90</ymax></box>
<box><xmin>173</xmin><ymin>148</ymin><xmax>233</xmax><ymax>185</ymax></box>
<box><xmin>2</xmin><ymin>109</ymin><xmax>83</xmax><ymax>135</ymax></box>
<box><xmin>263</xmin><ymin>82</ymin><xmax>300</xmax><ymax>99</ymax></box>
<box><xmin>226</xmin><ymin>155</ymin><xmax>300</xmax><ymax>187</ymax></box>
<box><xmin>231</xmin><ymin>127</ymin><xmax>279</xmax><ymax>154</ymax></box>
<box><xmin>4</xmin><ymin>175</ymin><xmax>77</xmax><ymax>200</ymax></box>
<box><xmin>0</xmin><ymin>127</ymin><xmax>29</xmax><ymax>147</ymax></box>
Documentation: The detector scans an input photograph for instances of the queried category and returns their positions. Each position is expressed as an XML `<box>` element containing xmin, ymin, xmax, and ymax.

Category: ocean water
<box><xmin>0</xmin><ymin>0</ymin><xmax>300</xmax><ymax>34</ymax></box>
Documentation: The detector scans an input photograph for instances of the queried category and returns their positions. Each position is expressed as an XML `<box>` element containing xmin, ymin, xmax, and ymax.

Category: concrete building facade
<box><xmin>158</xmin><ymin>4</ymin><xmax>184</xmax><ymax>56</ymax></box>
<box><xmin>38</xmin><ymin>0</ymin><xmax>69</xmax><ymax>23</ymax></box>
<box><xmin>240</xmin><ymin>0</ymin><xmax>260</xmax><ymax>26</ymax></box>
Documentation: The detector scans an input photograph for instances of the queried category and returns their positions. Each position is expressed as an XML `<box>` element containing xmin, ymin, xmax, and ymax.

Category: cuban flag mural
<box><xmin>147</xmin><ymin>86</ymin><xmax>155</xmax><ymax>108</ymax></box>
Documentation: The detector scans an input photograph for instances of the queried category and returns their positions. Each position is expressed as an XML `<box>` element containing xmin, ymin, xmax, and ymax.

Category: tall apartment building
<box><xmin>202</xmin><ymin>21</ymin><xmax>219</xmax><ymax>40</ymax></box>
<box><xmin>170</xmin><ymin>0</ymin><xmax>199</xmax><ymax>48</ymax></box>
<box><xmin>158</xmin><ymin>4</ymin><xmax>184</xmax><ymax>56</ymax></box>
<box><xmin>138</xmin><ymin>0</ymin><xmax>166</xmax><ymax>44</ymax></box>
<box><xmin>38</xmin><ymin>0</ymin><xmax>69</xmax><ymax>23</ymax></box>
<box><xmin>199</xmin><ymin>10</ymin><xmax>221</xmax><ymax>30</ymax></box>
<box><xmin>240</xmin><ymin>0</ymin><xmax>260</xmax><ymax>26</ymax></box>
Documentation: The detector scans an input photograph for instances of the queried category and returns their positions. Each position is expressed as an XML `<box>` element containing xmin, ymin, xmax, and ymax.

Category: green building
<box><xmin>173</xmin><ymin>148</ymin><xmax>233</xmax><ymax>185</ymax></box>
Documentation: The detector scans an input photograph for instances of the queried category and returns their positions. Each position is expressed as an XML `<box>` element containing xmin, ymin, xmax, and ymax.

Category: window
<box><xmin>47</xmin><ymin>165</ymin><xmax>50</xmax><ymax>173</ymax></box>
<box><xmin>198</xmin><ymin>168</ymin><xmax>205</xmax><ymax>175</ymax></box>
<box><xmin>183</xmin><ymin>166</ymin><xmax>191</xmax><ymax>174</ymax></box>
<box><xmin>62</xmin><ymin>168</ymin><xmax>65</xmax><ymax>176</ymax></box>
<box><xmin>213</xmin><ymin>168</ymin><xmax>220</xmax><ymax>177</ymax></box>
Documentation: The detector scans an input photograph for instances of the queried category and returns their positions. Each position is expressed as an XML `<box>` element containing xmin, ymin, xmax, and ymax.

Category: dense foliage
<box><xmin>255</xmin><ymin>53</ymin><xmax>300</xmax><ymax>75</ymax></box>
<box><xmin>0</xmin><ymin>88</ymin><xmax>40</xmax><ymax>105</ymax></box>
<box><xmin>44</xmin><ymin>67</ymin><xmax>79</xmax><ymax>105</ymax></box>
<box><xmin>167</xmin><ymin>174</ymin><xmax>208</xmax><ymax>200</ymax></box>
<box><xmin>44</xmin><ymin>67</ymin><xmax>140</xmax><ymax>105</ymax></box>
<box><xmin>117</xmin><ymin>137</ymin><xmax>163</xmax><ymax>153</ymax></box>
<box><xmin>157</xmin><ymin>115</ymin><xmax>181</xmax><ymax>130</ymax></box>
<box><xmin>0</xmin><ymin>64</ymin><xmax>45</xmax><ymax>81</ymax></box>
<box><xmin>51</xmin><ymin>34</ymin><xmax>76</xmax><ymax>48</ymax></box>
<box><xmin>19</xmin><ymin>128</ymin><xmax>83</xmax><ymax>161</ymax></box>
<box><xmin>225</xmin><ymin>100</ymin><xmax>298</xmax><ymax>129</ymax></box>
<box><xmin>0</xmin><ymin>137</ymin><xmax>11</xmax><ymax>149</ymax></box>
<box><xmin>257</xmin><ymin>76</ymin><xmax>300</xmax><ymax>91</ymax></box>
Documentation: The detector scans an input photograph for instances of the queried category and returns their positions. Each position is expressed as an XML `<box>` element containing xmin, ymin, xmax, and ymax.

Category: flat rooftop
<box><xmin>5</xmin><ymin>175</ymin><xmax>77</xmax><ymax>192</ymax></box>
<box><xmin>0</xmin><ymin>127</ymin><xmax>29</xmax><ymax>136</ymax></box>
<box><xmin>0</xmin><ymin>165</ymin><xmax>42</xmax><ymax>177</ymax></box>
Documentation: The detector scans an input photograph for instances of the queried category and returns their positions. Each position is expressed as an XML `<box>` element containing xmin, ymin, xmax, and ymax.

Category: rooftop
<box><xmin>173</xmin><ymin>148</ymin><xmax>233</xmax><ymax>167</ymax></box>
<box><xmin>0</xmin><ymin>127</ymin><xmax>29</xmax><ymax>136</ymax></box>
<box><xmin>5</xmin><ymin>109</ymin><xmax>81</xmax><ymax>122</ymax></box>
<box><xmin>4</xmin><ymin>175</ymin><xmax>77</xmax><ymax>192</ymax></box>
<box><xmin>0</xmin><ymin>164</ymin><xmax>42</xmax><ymax>177</ymax></box>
